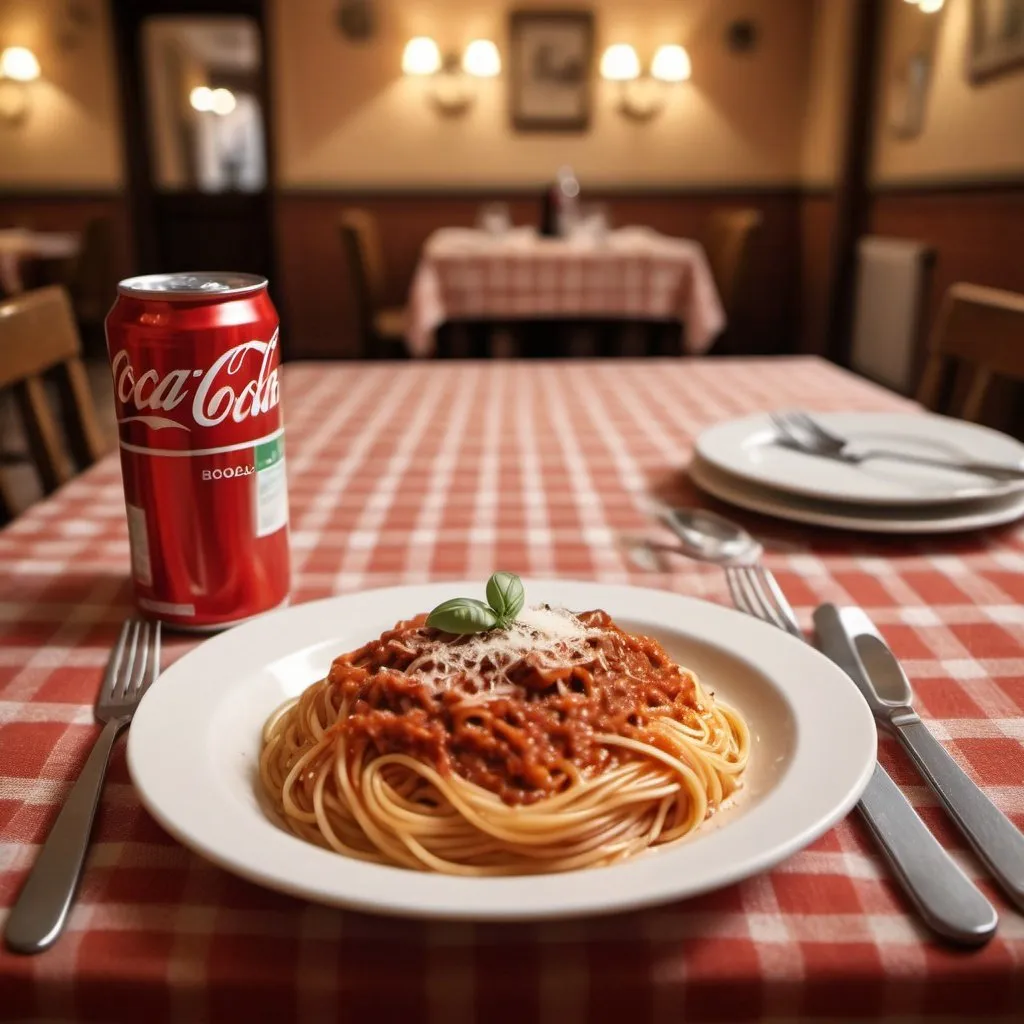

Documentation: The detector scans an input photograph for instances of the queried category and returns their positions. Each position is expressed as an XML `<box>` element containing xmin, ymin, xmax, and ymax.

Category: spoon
<box><xmin>660</xmin><ymin>507</ymin><xmax>762</xmax><ymax>566</ymax></box>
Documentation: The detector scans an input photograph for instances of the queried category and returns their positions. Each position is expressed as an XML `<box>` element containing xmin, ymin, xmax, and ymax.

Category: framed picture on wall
<box><xmin>968</xmin><ymin>0</ymin><xmax>1024</xmax><ymax>81</ymax></box>
<box><xmin>509</xmin><ymin>10</ymin><xmax>594</xmax><ymax>132</ymax></box>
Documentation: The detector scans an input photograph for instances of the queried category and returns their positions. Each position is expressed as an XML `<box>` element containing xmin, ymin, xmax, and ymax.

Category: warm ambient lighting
<box><xmin>462</xmin><ymin>39</ymin><xmax>500</xmax><ymax>78</ymax></box>
<box><xmin>651</xmin><ymin>44</ymin><xmax>691</xmax><ymax>83</ymax></box>
<box><xmin>0</xmin><ymin>46</ymin><xmax>40</xmax><ymax>82</ymax></box>
<box><xmin>602</xmin><ymin>43</ymin><xmax>690</xmax><ymax>120</ymax></box>
<box><xmin>402</xmin><ymin>36</ymin><xmax>442</xmax><ymax>76</ymax></box>
<box><xmin>190</xmin><ymin>85</ymin><xmax>237</xmax><ymax>115</ymax></box>
<box><xmin>0</xmin><ymin>46</ymin><xmax>41</xmax><ymax>125</ymax></box>
<box><xmin>210</xmin><ymin>87</ymin><xmax>236</xmax><ymax>115</ymax></box>
<box><xmin>917</xmin><ymin>0</ymin><xmax>945</xmax><ymax>11</ymax></box>
<box><xmin>403</xmin><ymin>37</ymin><xmax>501</xmax><ymax>115</ymax></box>
<box><xmin>190</xmin><ymin>86</ymin><xmax>213</xmax><ymax>111</ymax></box>
<box><xmin>600</xmin><ymin>44</ymin><xmax>641</xmax><ymax>81</ymax></box>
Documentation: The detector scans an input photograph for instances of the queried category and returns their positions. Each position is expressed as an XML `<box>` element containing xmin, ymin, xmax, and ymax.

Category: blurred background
<box><xmin>0</xmin><ymin>0</ymin><xmax>1022</xmax><ymax>509</ymax></box>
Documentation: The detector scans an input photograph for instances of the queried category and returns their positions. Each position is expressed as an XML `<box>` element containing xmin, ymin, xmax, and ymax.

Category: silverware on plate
<box><xmin>771</xmin><ymin>410</ymin><xmax>1024</xmax><ymax>482</ymax></box>
<box><xmin>815</xmin><ymin>604</ymin><xmax>1024</xmax><ymax>913</ymax></box>
<box><xmin>4</xmin><ymin>618</ymin><xmax>161</xmax><ymax>955</ymax></box>
<box><xmin>661</xmin><ymin>507</ymin><xmax>998</xmax><ymax>947</ymax></box>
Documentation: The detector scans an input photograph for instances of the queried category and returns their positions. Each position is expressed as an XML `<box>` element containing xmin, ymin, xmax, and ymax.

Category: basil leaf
<box><xmin>426</xmin><ymin>598</ymin><xmax>499</xmax><ymax>635</ymax></box>
<box><xmin>486</xmin><ymin>571</ymin><xmax>525</xmax><ymax>624</ymax></box>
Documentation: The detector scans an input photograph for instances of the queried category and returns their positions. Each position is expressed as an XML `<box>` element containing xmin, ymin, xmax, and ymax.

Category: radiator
<box><xmin>850</xmin><ymin>236</ymin><xmax>934</xmax><ymax>394</ymax></box>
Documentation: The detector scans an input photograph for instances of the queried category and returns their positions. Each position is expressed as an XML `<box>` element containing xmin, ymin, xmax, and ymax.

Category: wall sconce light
<box><xmin>190</xmin><ymin>85</ymin><xmax>237</xmax><ymax>116</ymax></box>
<box><xmin>600</xmin><ymin>43</ymin><xmax>690</xmax><ymax>121</ymax></box>
<box><xmin>0</xmin><ymin>46</ymin><xmax>41</xmax><ymax>125</ymax></box>
<box><xmin>402</xmin><ymin>36</ymin><xmax>500</xmax><ymax>116</ymax></box>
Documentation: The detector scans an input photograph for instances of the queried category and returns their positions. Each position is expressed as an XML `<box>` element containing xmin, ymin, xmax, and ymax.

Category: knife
<box><xmin>813</xmin><ymin>606</ymin><xmax>998</xmax><ymax>946</ymax></box>
<box><xmin>816</xmin><ymin>603</ymin><xmax>1024</xmax><ymax>914</ymax></box>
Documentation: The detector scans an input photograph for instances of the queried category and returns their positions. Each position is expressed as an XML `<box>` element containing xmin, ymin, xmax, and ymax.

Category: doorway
<box><xmin>112</xmin><ymin>0</ymin><xmax>276</xmax><ymax>282</ymax></box>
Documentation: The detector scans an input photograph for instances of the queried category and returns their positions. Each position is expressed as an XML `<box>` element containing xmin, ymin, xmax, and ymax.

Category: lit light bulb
<box><xmin>402</xmin><ymin>36</ymin><xmax>442</xmax><ymax>76</ymax></box>
<box><xmin>651</xmin><ymin>45</ymin><xmax>691</xmax><ymax>83</ymax></box>
<box><xmin>0</xmin><ymin>46</ymin><xmax>41</xmax><ymax>82</ymax></box>
<box><xmin>462</xmin><ymin>39</ymin><xmax>500</xmax><ymax>78</ymax></box>
<box><xmin>210</xmin><ymin>88</ymin><xmax>236</xmax><ymax>115</ymax></box>
<box><xmin>600</xmin><ymin>44</ymin><xmax>640</xmax><ymax>82</ymax></box>
<box><xmin>189</xmin><ymin>86</ymin><xmax>213</xmax><ymax>112</ymax></box>
<box><xmin>918</xmin><ymin>0</ymin><xmax>945</xmax><ymax>12</ymax></box>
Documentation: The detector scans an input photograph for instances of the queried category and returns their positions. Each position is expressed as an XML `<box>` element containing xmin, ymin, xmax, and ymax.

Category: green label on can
<box><xmin>254</xmin><ymin>434</ymin><xmax>288</xmax><ymax>537</ymax></box>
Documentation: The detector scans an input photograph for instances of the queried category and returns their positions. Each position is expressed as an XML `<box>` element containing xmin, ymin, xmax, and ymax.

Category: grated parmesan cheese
<box><xmin>516</xmin><ymin>604</ymin><xmax>590</xmax><ymax>639</ymax></box>
<box><xmin>400</xmin><ymin>605</ymin><xmax>604</xmax><ymax>697</ymax></box>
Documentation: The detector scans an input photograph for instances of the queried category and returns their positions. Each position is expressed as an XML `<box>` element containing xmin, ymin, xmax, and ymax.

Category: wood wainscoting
<box><xmin>797</xmin><ymin>180</ymin><xmax>1024</xmax><ymax>366</ymax></box>
<box><xmin>868</xmin><ymin>183</ymin><xmax>1024</xmax><ymax>341</ymax></box>
<box><xmin>866</xmin><ymin>180</ymin><xmax>1024</xmax><ymax>433</ymax></box>
<box><xmin>274</xmin><ymin>187</ymin><xmax>804</xmax><ymax>360</ymax></box>
<box><xmin>7</xmin><ymin>181</ymin><xmax>1020</xmax><ymax>388</ymax></box>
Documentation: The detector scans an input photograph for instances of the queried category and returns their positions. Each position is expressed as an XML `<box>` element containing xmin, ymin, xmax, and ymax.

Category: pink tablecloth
<box><xmin>1</xmin><ymin>358</ymin><xmax>1023</xmax><ymax>1022</ymax></box>
<box><xmin>407</xmin><ymin>228</ymin><xmax>726</xmax><ymax>356</ymax></box>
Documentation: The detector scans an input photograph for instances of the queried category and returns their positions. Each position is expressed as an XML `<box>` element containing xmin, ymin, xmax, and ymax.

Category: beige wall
<box><xmin>4</xmin><ymin>0</ymin><xmax>1022</xmax><ymax>194</ymax></box>
<box><xmin>0</xmin><ymin>0</ymin><xmax>122</xmax><ymax>188</ymax></box>
<box><xmin>272</xmin><ymin>0</ymin><xmax>815</xmax><ymax>188</ymax></box>
<box><xmin>800</xmin><ymin>0</ymin><xmax>854</xmax><ymax>186</ymax></box>
<box><xmin>872</xmin><ymin>0</ymin><xmax>1024</xmax><ymax>184</ymax></box>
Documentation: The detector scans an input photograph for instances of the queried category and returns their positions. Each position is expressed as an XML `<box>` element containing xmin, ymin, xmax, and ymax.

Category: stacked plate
<box><xmin>691</xmin><ymin>412</ymin><xmax>1024</xmax><ymax>534</ymax></box>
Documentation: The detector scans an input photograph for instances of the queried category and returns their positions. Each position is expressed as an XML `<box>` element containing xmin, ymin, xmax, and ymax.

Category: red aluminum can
<box><xmin>105</xmin><ymin>272</ymin><xmax>290</xmax><ymax>630</ymax></box>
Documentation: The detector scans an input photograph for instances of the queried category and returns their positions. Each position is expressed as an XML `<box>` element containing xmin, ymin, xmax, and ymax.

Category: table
<box><xmin>407</xmin><ymin>227</ymin><xmax>726</xmax><ymax>357</ymax></box>
<box><xmin>0</xmin><ymin>230</ymin><xmax>80</xmax><ymax>296</ymax></box>
<box><xmin>1</xmin><ymin>358</ymin><xmax>1023</xmax><ymax>1022</ymax></box>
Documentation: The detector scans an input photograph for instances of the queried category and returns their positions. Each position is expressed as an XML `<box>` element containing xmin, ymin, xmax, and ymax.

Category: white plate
<box><xmin>696</xmin><ymin>412</ymin><xmax>1024</xmax><ymax>507</ymax></box>
<box><xmin>689</xmin><ymin>456</ymin><xmax>1024</xmax><ymax>534</ymax></box>
<box><xmin>127</xmin><ymin>581</ymin><xmax>876</xmax><ymax>921</ymax></box>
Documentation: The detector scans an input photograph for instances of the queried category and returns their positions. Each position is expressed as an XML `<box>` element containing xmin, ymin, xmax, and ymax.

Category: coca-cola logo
<box><xmin>112</xmin><ymin>330</ymin><xmax>280</xmax><ymax>432</ymax></box>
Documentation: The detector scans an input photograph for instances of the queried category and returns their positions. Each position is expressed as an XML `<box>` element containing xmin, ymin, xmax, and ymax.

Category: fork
<box><xmin>4</xmin><ymin>618</ymin><xmax>161</xmax><ymax>955</ymax></box>
<box><xmin>726</xmin><ymin>564</ymin><xmax>997</xmax><ymax>947</ymax></box>
<box><xmin>770</xmin><ymin>410</ymin><xmax>1024</xmax><ymax>481</ymax></box>
<box><xmin>724</xmin><ymin>563</ymin><xmax>803</xmax><ymax>638</ymax></box>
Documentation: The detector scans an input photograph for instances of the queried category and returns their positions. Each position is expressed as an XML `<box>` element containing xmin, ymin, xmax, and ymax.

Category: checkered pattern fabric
<box><xmin>407</xmin><ymin>230</ymin><xmax>725</xmax><ymax>357</ymax></box>
<box><xmin>2</xmin><ymin>358</ymin><xmax>1023</xmax><ymax>1023</ymax></box>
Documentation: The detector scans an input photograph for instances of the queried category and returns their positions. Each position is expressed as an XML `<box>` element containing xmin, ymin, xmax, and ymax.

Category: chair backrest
<box><xmin>70</xmin><ymin>215</ymin><xmax>117</xmax><ymax>324</ymax></box>
<box><xmin>339</xmin><ymin>209</ymin><xmax>387</xmax><ymax>347</ymax></box>
<box><xmin>702</xmin><ymin>208</ymin><xmax>763</xmax><ymax>318</ymax></box>
<box><xmin>916</xmin><ymin>282</ymin><xmax>1024</xmax><ymax>422</ymax></box>
<box><xmin>850</xmin><ymin>236</ymin><xmax>934</xmax><ymax>394</ymax></box>
<box><xmin>0</xmin><ymin>286</ymin><xmax>107</xmax><ymax>509</ymax></box>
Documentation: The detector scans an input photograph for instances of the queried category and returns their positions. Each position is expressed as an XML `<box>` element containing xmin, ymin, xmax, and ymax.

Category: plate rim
<box><xmin>696</xmin><ymin>411</ymin><xmax>1024</xmax><ymax>508</ymax></box>
<box><xmin>127</xmin><ymin>580</ymin><xmax>878</xmax><ymax>921</ymax></box>
<box><xmin>689</xmin><ymin>456</ymin><xmax>1024</xmax><ymax>535</ymax></box>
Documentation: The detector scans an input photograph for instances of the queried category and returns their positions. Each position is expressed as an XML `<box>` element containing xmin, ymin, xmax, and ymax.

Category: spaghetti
<box><xmin>259</xmin><ymin>606</ymin><xmax>749</xmax><ymax>875</ymax></box>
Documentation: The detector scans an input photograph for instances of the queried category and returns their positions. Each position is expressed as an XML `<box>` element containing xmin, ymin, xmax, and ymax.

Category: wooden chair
<box><xmin>338</xmin><ymin>209</ymin><xmax>407</xmax><ymax>357</ymax></box>
<box><xmin>69</xmin><ymin>215</ymin><xmax>117</xmax><ymax>327</ymax></box>
<box><xmin>702</xmin><ymin>208</ymin><xmax>763</xmax><ymax>320</ymax></box>
<box><xmin>0</xmin><ymin>286</ymin><xmax>107</xmax><ymax>518</ymax></box>
<box><xmin>916</xmin><ymin>283</ymin><xmax>1024</xmax><ymax>422</ymax></box>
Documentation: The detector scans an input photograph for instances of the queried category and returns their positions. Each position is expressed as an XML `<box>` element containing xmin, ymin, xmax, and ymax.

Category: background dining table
<box><xmin>406</xmin><ymin>227</ymin><xmax>726</xmax><ymax>357</ymax></box>
<box><xmin>0</xmin><ymin>229</ymin><xmax>81</xmax><ymax>296</ymax></box>
<box><xmin>1</xmin><ymin>357</ymin><xmax>1023</xmax><ymax>1022</ymax></box>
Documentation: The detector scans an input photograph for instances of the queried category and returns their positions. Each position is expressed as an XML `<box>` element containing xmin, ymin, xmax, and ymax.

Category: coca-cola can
<box><xmin>105</xmin><ymin>272</ymin><xmax>290</xmax><ymax>630</ymax></box>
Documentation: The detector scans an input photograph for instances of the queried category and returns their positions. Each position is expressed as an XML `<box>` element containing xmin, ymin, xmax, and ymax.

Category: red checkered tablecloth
<box><xmin>406</xmin><ymin>228</ymin><xmax>725</xmax><ymax>356</ymax></box>
<box><xmin>2</xmin><ymin>358</ymin><xmax>1023</xmax><ymax>1023</ymax></box>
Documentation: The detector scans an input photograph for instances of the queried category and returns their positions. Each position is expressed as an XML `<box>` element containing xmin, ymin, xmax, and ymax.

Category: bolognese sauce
<box><xmin>329</xmin><ymin>609</ymin><xmax>704</xmax><ymax>805</ymax></box>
